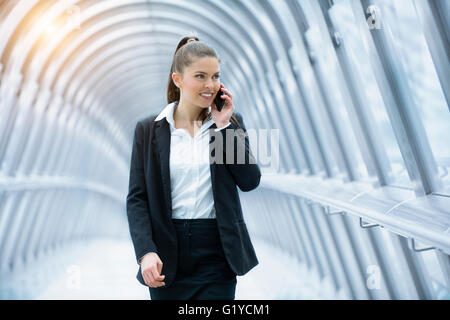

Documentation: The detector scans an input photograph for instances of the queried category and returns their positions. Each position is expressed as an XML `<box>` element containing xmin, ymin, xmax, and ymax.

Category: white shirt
<box><xmin>154</xmin><ymin>101</ymin><xmax>231</xmax><ymax>220</ymax></box>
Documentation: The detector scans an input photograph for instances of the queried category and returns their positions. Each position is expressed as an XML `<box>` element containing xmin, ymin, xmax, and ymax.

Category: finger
<box><xmin>221</xmin><ymin>91</ymin><xmax>231</xmax><ymax>101</ymax></box>
<box><xmin>147</xmin><ymin>270</ymin><xmax>164</xmax><ymax>288</ymax></box>
<box><xmin>222</xmin><ymin>94</ymin><xmax>231</xmax><ymax>104</ymax></box>
<box><xmin>142</xmin><ymin>271</ymin><xmax>149</xmax><ymax>286</ymax></box>
<box><xmin>142</xmin><ymin>271</ymin><xmax>152</xmax><ymax>287</ymax></box>
<box><xmin>222</xmin><ymin>88</ymin><xmax>232</xmax><ymax>98</ymax></box>
<box><xmin>150</xmin><ymin>276</ymin><xmax>165</xmax><ymax>287</ymax></box>
<box><xmin>151</xmin><ymin>267</ymin><xmax>165</xmax><ymax>282</ymax></box>
<box><xmin>146</xmin><ymin>269</ymin><xmax>156</xmax><ymax>283</ymax></box>
<box><xmin>150</xmin><ymin>280</ymin><xmax>165</xmax><ymax>288</ymax></box>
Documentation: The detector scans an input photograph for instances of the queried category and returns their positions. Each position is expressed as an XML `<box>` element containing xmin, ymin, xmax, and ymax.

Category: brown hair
<box><xmin>167</xmin><ymin>35</ymin><xmax>240</xmax><ymax>127</ymax></box>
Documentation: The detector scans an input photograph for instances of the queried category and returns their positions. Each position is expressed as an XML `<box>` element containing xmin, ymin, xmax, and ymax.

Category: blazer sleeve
<box><xmin>219</xmin><ymin>112</ymin><xmax>261</xmax><ymax>192</ymax></box>
<box><xmin>126</xmin><ymin>121</ymin><xmax>158</xmax><ymax>264</ymax></box>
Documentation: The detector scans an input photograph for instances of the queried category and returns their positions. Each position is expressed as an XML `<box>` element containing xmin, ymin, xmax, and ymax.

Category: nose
<box><xmin>205</xmin><ymin>78</ymin><xmax>214</xmax><ymax>90</ymax></box>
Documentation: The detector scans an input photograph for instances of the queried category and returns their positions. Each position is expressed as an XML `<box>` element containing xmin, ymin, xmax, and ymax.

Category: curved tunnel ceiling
<box><xmin>1</xmin><ymin>0</ymin><xmax>297</xmax><ymax>165</ymax></box>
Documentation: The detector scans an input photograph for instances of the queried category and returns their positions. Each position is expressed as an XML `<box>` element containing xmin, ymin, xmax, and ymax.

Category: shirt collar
<box><xmin>154</xmin><ymin>101</ymin><xmax>215</xmax><ymax>132</ymax></box>
<box><xmin>154</xmin><ymin>101</ymin><xmax>177</xmax><ymax>128</ymax></box>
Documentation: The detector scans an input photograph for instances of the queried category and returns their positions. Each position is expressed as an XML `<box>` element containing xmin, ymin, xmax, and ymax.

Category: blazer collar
<box><xmin>154</xmin><ymin>102</ymin><xmax>217</xmax><ymax>218</ymax></box>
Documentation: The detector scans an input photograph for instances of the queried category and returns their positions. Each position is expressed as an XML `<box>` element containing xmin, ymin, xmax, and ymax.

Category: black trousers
<box><xmin>149</xmin><ymin>218</ymin><xmax>237</xmax><ymax>300</ymax></box>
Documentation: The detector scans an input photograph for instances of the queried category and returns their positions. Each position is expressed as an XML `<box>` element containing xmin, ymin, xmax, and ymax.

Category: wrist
<box><xmin>139</xmin><ymin>252</ymin><xmax>155</xmax><ymax>264</ymax></box>
<box><xmin>217</xmin><ymin>121</ymin><xmax>231</xmax><ymax>128</ymax></box>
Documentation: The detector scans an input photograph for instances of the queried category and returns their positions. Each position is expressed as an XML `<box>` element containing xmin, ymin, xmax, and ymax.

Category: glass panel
<box><xmin>301</xmin><ymin>0</ymin><xmax>370</xmax><ymax>181</ymax></box>
<box><xmin>332</xmin><ymin>0</ymin><xmax>412</xmax><ymax>188</ymax></box>
<box><xmin>420</xmin><ymin>249</ymin><xmax>450</xmax><ymax>299</ymax></box>
<box><xmin>377</xmin><ymin>0</ymin><xmax>450</xmax><ymax>195</ymax></box>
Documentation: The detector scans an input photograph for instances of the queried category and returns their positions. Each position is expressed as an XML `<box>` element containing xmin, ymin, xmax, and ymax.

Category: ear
<box><xmin>172</xmin><ymin>72</ymin><xmax>182</xmax><ymax>89</ymax></box>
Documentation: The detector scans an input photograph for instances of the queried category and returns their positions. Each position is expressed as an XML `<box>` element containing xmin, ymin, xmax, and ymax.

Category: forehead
<box><xmin>186</xmin><ymin>56</ymin><xmax>220</xmax><ymax>73</ymax></box>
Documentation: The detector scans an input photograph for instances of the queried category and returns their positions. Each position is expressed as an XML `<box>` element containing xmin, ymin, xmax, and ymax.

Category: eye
<box><xmin>195</xmin><ymin>74</ymin><xmax>220</xmax><ymax>79</ymax></box>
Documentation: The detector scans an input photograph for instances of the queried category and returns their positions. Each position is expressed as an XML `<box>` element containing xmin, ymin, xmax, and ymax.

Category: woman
<box><xmin>126</xmin><ymin>35</ymin><xmax>261</xmax><ymax>300</ymax></box>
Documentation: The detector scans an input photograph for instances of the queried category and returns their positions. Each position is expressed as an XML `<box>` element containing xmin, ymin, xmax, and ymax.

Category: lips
<box><xmin>199</xmin><ymin>93</ymin><xmax>213</xmax><ymax>99</ymax></box>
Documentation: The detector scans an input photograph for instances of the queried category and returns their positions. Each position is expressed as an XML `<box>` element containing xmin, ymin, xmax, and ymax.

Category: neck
<box><xmin>174</xmin><ymin>100</ymin><xmax>206</xmax><ymax>124</ymax></box>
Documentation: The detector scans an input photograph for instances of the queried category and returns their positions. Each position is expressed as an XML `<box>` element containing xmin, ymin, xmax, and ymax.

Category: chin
<box><xmin>198</xmin><ymin>101</ymin><xmax>212</xmax><ymax>108</ymax></box>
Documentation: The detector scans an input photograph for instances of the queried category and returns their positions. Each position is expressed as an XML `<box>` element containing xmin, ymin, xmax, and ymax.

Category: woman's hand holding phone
<box><xmin>211</xmin><ymin>83</ymin><xmax>234</xmax><ymax>128</ymax></box>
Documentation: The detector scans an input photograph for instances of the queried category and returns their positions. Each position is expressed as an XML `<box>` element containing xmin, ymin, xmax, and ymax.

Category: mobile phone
<box><xmin>214</xmin><ymin>84</ymin><xmax>225</xmax><ymax>112</ymax></box>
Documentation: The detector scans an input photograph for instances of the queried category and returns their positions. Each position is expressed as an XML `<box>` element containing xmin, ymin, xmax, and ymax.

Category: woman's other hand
<box><xmin>141</xmin><ymin>252</ymin><xmax>166</xmax><ymax>288</ymax></box>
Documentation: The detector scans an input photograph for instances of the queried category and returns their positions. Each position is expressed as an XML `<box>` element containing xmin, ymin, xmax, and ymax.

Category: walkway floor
<box><xmin>35</xmin><ymin>237</ymin><xmax>341</xmax><ymax>300</ymax></box>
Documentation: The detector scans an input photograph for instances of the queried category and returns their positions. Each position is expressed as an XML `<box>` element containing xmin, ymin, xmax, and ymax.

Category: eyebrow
<box><xmin>195</xmin><ymin>71</ymin><xmax>220</xmax><ymax>74</ymax></box>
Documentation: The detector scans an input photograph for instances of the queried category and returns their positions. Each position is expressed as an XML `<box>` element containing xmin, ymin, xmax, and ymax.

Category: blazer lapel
<box><xmin>209</xmin><ymin>122</ymin><xmax>217</xmax><ymax>202</ymax></box>
<box><xmin>155</xmin><ymin>119</ymin><xmax>172</xmax><ymax>217</ymax></box>
<box><xmin>155</xmin><ymin>119</ymin><xmax>219</xmax><ymax>219</ymax></box>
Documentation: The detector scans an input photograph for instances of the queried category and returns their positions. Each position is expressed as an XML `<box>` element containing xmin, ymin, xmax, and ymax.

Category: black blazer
<box><xmin>126</xmin><ymin>111</ymin><xmax>261</xmax><ymax>287</ymax></box>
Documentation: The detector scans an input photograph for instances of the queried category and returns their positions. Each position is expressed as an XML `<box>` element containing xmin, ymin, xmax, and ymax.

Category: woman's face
<box><xmin>173</xmin><ymin>56</ymin><xmax>221</xmax><ymax>109</ymax></box>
